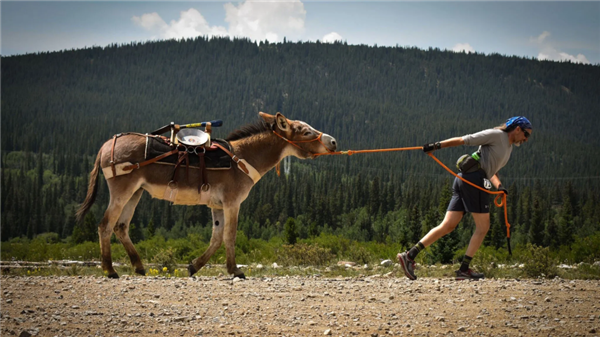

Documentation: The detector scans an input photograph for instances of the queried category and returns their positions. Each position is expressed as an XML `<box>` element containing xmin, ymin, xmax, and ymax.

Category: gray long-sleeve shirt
<box><xmin>462</xmin><ymin>129</ymin><xmax>512</xmax><ymax>179</ymax></box>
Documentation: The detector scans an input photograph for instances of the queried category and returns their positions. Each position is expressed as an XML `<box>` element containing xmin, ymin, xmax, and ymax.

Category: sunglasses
<box><xmin>522</xmin><ymin>128</ymin><xmax>530</xmax><ymax>138</ymax></box>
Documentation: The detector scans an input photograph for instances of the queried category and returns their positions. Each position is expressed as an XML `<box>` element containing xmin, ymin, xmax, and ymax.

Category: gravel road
<box><xmin>1</xmin><ymin>275</ymin><xmax>599</xmax><ymax>336</ymax></box>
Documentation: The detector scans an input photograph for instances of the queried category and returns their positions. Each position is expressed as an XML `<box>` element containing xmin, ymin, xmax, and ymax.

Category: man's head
<box><xmin>505</xmin><ymin>116</ymin><xmax>532</xmax><ymax>146</ymax></box>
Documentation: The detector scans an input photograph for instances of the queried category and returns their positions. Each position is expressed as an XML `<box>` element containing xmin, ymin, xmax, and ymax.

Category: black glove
<box><xmin>423</xmin><ymin>142</ymin><xmax>442</xmax><ymax>153</ymax></box>
<box><xmin>498</xmin><ymin>185</ymin><xmax>508</xmax><ymax>195</ymax></box>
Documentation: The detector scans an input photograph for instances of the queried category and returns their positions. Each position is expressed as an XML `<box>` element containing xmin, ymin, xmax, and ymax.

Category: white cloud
<box><xmin>133</xmin><ymin>1</ymin><xmax>306</xmax><ymax>43</ymax></box>
<box><xmin>164</xmin><ymin>8</ymin><xmax>228</xmax><ymax>40</ymax></box>
<box><xmin>539</xmin><ymin>49</ymin><xmax>590</xmax><ymax>64</ymax></box>
<box><xmin>224</xmin><ymin>0</ymin><xmax>306</xmax><ymax>43</ymax></box>
<box><xmin>532</xmin><ymin>31</ymin><xmax>589</xmax><ymax>64</ymax></box>
<box><xmin>452</xmin><ymin>43</ymin><xmax>475</xmax><ymax>54</ymax></box>
<box><xmin>531</xmin><ymin>31</ymin><xmax>551</xmax><ymax>44</ymax></box>
<box><xmin>133</xmin><ymin>9</ymin><xmax>227</xmax><ymax>40</ymax></box>
<box><xmin>132</xmin><ymin>12</ymin><xmax>167</xmax><ymax>31</ymax></box>
<box><xmin>322</xmin><ymin>32</ymin><xmax>342</xmax><ymax>43</ymax></box>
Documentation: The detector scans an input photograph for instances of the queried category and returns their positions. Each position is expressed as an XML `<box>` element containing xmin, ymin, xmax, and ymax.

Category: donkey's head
<box><xmin>260</xmin><ymin>112</ymin><xmax>337</xmax><ymax>159</ymax></box>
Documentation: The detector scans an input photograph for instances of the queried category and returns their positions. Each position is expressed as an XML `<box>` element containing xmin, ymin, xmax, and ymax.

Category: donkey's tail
<box><xmin>76</xmin><ymin>150</ymin><xmax>103</xmax><ymax>223</ymax></box>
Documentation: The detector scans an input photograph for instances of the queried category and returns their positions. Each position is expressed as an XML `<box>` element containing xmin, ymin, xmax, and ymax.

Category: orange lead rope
<box><xmin>313</xmin><ymin>146</ymin><xmax>423</xmax><ymax>156</ymax></box>
<box><xmin>313</xmin><ymin>146</ymin><xmax>512</xmax><ymax>254</ymax></box>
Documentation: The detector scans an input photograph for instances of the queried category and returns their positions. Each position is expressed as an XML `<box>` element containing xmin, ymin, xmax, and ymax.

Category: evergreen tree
<box><xmin>146</xmin><ymin>219</ymin><xmax>156</xmax><ymax>239</ymax></box>
<box><xmin>284</xmin><ymin>217</ymin><xmax>298</xmax><ymax>245</ymax></box>
<box><xmin>558</xmin><ymin>192</ymin><xmax>575</xmax><ymax>246</ymax></box>
<box><xmin>72</xmin><ymin>212</ymin><xmax>98</xmax><ymax>243</ymax></box>
<box><xmin>129</xmin><ymin>223</ymin><xmax>144</xmax><ymax>243</ymax></box>
<box><xmin>544</xmin><ymin>217</ymin><xmax>560</xmax><ymax>249</ymax></box>
<box><xmin>528</xmin><ymin>194</ymin><xmax>545</xmax><ymax>246</ymax></box>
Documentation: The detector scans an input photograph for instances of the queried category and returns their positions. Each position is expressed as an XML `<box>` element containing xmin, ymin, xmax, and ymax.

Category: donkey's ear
<box><xmin>275</xmin><ymin>112</ymin><xmax>290</xmax><ymax>132</ymax></box>
<box><xmin>259</xmin><ymin>112</ymin><xmax>276</xmax><ymax>125</ymax></box>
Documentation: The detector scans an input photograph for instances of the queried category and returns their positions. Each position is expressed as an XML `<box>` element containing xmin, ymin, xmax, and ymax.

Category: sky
<box><xmin>1</xmin><ymin>1</ymin><xmax>599</xmax><ymax>65</ymax></box>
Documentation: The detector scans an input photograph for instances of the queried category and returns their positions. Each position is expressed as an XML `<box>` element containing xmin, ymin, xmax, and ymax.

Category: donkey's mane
<box><xmin>226</xmin><ymin>119</ymin><xmax>271</xmax><ymax>141</ymax></box>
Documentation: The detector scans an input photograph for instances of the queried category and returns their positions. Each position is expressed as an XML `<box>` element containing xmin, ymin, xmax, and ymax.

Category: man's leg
<box><xmin>456</xmin><ymin>212</ymin><xmax>489</xmax><ymax>280</ymax></box>
<box><xmin>398</xmin><ymin>211</ymin><xmax>463</xmax><ymax>280</ymax></box>
<box><xmin>421</xmin><ymin>211</ymin><xmax>464</xmax><ymax>247</ymax></box>
<box><xmin>465</xmin><ymin>212</ymin><xmax>490</xmax><ymax>257</ymax></box>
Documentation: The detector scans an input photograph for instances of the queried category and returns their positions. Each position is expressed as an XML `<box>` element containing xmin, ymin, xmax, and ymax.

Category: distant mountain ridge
<box><xmin>2</xmin><ymin>37</ymin><xmax>599</xmax><ymax>180</ymax></box>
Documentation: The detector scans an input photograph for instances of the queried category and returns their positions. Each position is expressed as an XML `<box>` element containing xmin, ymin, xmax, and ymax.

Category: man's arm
<box><xmin>423</xmin><ymin>137</ymin><xmax>465</xmax><ymax>152</ymax></box>
<box><xmin>490</xmin><ymin>174</ymin><xmax>508</xmax><ymax>195</ymax></box>
<box><xmin>490</xmin><ymin>175</ymin><xmax>501</xmax><ymax>189</ymax></box>
<box><xmin>439</xmin><ymin>137</ymin><xmax>465</xmax><ymax>149</ymax></box>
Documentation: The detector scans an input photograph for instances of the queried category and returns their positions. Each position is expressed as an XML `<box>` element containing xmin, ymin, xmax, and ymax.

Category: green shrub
<box><xmin>152</xmin><ymin>247</ymin><xmax>178</xmax><ymax>273</ymax></box>
<box><xmin>277</xmin><ymin>243</ymin><xmax>334</xmax><ymax>266</ymax></box>
<box><xmin>521</xmin><ymin>243</ymin><xmax>558</xmax><ymax>278</ymax></box>
<box><xmin>309</xmin><ymin>233</ymin><xmax>351</xmax><ymax>256</ymax></box>
<box><xmin>567</xmin><ymin>233</ymin><xmax>600</xmax><ymax>263</ymax></box>
<box><xmin>345</xmin><ymin>245</ymin><xmax>372</xmax><ymax>265</ymax></box>
<box><xmin>471</xmin><ymin>245</ymin><xmax>510</xmax><ymax>279</ymax></box>
<box><xmin>64</xmin><ymin>241</ymin><xmax>100</xmax><ymax>261</ymax></box>
<box><xmin>34</xmin><ymin>232</ymin><xmax>61</xmax><ymax>244</ymax></box>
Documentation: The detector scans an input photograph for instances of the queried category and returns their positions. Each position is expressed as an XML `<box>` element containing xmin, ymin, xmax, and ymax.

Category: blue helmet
<box><xmin>506</xmin><ymin>116</ymin><xmax>532</xmax><ymax>131</ymax></box>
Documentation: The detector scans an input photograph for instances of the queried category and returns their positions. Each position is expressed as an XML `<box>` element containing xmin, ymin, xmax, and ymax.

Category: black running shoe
<box><xmin>397</xmin><ymin>251</ymin><xmax>417</xmax><ymax>280</ymax></box>
<box><xmin>455</xmin><ymin>269</ymin><xmax>485</xmax><ymax>280</ymax></box>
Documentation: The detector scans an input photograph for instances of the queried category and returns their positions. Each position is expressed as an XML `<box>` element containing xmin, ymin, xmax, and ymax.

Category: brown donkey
<box><xmin>76</xmin><ymin>112</ymin><xmax>337</xmax><ymax>278</ymax></box>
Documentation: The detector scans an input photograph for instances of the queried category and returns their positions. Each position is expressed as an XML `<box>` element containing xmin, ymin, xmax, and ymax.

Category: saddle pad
<box><xmin>145</xmin><ymin>137</ymin><xmax>232</xmax><ymax>170</ymax></box>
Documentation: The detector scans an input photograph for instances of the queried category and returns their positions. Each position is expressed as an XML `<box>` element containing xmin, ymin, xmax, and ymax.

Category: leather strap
<box><xmin>198</xmin><ymin>152</ymin><xmax>207</xmax><ymax>193</ymax></box>
<box><xmin>213</xmin><ymin>143</ymin><xmax>249</xmax><ymax>175</ymax></box>
<box><xmin>122</xmin><ymin>148</ymin><xmax>179</xmax><ymax>171</ymax></box>
<box><xmin>110</xmin><ymin>135</ymin><xmax>118</xmax><ymax>178</ymax></box>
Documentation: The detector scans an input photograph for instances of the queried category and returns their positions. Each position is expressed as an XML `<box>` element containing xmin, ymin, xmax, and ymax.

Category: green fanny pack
<box><xmin>456</xmin><ymin>151</ymin><xmax>481</xmax><ymax>173</ymax></box>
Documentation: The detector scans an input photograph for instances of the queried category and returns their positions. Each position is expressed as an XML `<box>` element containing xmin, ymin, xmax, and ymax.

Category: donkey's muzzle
<box><xmin>322</xmin><ymin>134</ymin><xmax>337</xmax><ymax>152</ymax></box>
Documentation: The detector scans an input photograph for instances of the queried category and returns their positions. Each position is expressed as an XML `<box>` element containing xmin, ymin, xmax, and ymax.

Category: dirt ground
<box><xmin>1</xmin><ymin>274</ymin><xmax>599</xmax><ymax>337</ymax></box>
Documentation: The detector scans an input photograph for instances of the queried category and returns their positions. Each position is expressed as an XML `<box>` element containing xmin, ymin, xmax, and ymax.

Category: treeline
<box><xmin>2</xmin><ymin>37</ymin><xmax>600</xmax><ymax>262</ymax></box>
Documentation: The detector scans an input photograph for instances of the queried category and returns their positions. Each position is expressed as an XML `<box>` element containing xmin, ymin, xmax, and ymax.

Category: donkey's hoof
<box><xmin>107</xmin><ymin>273</ymin><xmax>119</xmax><ymax>279</ymax></box>
<box><xmin>135</xmin><ymin>269</ymin><xmax>146</xmax><ymax>276</ymax></box>
<box><xmin>235</xmin><ymin>273</ymin><xmax>246</xmax><ymax>280</ymax></box>
<box><xmin>188</xmin><ymin>264</ymin><xmax>198</xmax><ymax>277</ymax></box>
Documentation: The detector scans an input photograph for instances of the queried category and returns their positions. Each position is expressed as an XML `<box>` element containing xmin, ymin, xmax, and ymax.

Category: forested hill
<box><xmin>2</xmin><ymin>37</ymin><xmax>600</xmax><ymax>250</ymax></box>
<box><xmin>2</xmin><ymin>37</ymin><xmax>600</xmax><ymax>178</ymax></box>
<box><xmin>0</xmin><ymin>38</ymin><xmax>600</xmax><ymax>177</ymax></box>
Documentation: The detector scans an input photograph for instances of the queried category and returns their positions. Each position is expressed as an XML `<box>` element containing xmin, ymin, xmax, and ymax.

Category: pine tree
<box><xmin>72</xmin><ymin>212</ymin><xmax>98</xmax><ymax>243</ymax></box>
<box><xmin>146</xmin><ymin>219</ymin><xmax>155</xmax><ymax>238</ymax></box>
<box><xmin>284</xmin><ymin>217</ymin><xmax>298</xmax><ymax>245</ymax></box>
<box><xmin>129</xmin><ymin>223</ymin><xmax>143</xmax><ymax>243</ymax></box>
<box><xmin>528</xmin><ymin>194</ymin><xmax>544</xmax><ymax>246</ymax></box>
<box><xmin>544</xmin><ymin>217</ymin><xmax>559</xmax><ymax>249</ymax></box>
<box><xmin>63</xmin><ymin>207</ymin><xmax>77</xmax><ymax>239</ymax></box>
<box><xmin>558</xmin><ymin>192</ymin><xmax>574</xmax><ymax>246</ymax></box>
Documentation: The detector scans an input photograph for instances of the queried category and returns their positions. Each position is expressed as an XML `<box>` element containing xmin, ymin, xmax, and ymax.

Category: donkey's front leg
<box><xmin>223</xmin><ymin>205</ymin><xmax>245</xmax><ymax>279</ymax></box>
<box><xmin>188</xmin><ymin>208</ymin><xmax>225</xmax><ymax>276</ymax></box>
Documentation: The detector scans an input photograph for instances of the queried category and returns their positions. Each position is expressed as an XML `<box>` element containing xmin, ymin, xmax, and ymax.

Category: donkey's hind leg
<box><xmin>99</xmin><ymin>183</ymin><xmax>139</xmax><ymax>278</ymax></box>
<box><xmin>188</xmin><ymin>208</ymin><xmax>225</xmax><ymax>276</ymax></box>
<box><xmin>113</xmin><ymin>189</ymin><xmax>145</xmax><ymax>276</ymax></box>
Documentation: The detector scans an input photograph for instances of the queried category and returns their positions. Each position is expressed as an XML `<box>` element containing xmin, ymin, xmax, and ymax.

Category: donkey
<box><xmin>76</xmin><ymin>112</ymin><xmax>337</xmax><ymax>278</ymax></box>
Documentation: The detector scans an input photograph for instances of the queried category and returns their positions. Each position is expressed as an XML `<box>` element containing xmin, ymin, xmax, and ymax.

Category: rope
<box><xmin>313</xmin><ymin>146</ymin><xmax>422</xmax><ymax>156</ymax></box>
<box><xmin>315</xmin><ymin>145</ymin><xmax>512</xmax><ymax>252</ymax></box>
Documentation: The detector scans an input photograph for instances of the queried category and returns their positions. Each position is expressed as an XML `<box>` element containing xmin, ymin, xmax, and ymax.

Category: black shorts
<box><xmin>447</xmin><ymin>169</ymin><xmax>490</xmax><ymax>214</ymax></box>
